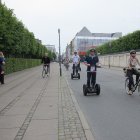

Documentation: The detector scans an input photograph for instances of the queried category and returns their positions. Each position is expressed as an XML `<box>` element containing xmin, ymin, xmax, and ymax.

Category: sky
<box><xmin>2</xmin><ymin>0</ymin><xmax>140</xmax><ymax>52</ymax></box>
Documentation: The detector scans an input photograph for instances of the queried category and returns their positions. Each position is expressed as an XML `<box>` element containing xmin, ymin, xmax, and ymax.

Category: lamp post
<box><xmin>108</xmin><ymin>33</ymin><xmax>115</xmax><ymax>68</ymax></box>
<box><xmin>58</xmin><ymin>28</ymin><xmax>62</xmax><ymax>76</ymax></box>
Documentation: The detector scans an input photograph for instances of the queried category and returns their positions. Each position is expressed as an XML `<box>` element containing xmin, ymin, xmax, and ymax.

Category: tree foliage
<box><xmin>96</xmin><ymin>31</ymin><xmax>140</xmax><ymax>55</ymax></box>
<box><xmin>0</xmin><ymin>4</ymin><xmax>55</xmax><ymax>59</ymax></box>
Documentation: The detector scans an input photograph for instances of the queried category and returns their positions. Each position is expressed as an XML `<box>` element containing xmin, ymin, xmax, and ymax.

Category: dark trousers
<box><xmin>0</xmin><ymin>66</ymin><xmax>4</xmax><ymax>84</ymax></box>
<box><xmin>44</xmin><ymin>64</ymin><xmax>50</xmax><ymax>74</ymax></box>
<box><xmin>127</xmin><ymin>69</ymin><xmax>140</xmax><ymax>90</ymax></box>
<box><xmin>0</xmin><ymin>74</ymin><xmax>4</xmax><ymax>84</ymax></box>
<box><xmin>87</xmin><ymin>72</ymin><xmax>96</xmax><ymax>87</ymax></box>
<box><xmin>73</xmin><ymin>64</ymin><xmax>78</xmax><ymax>75</ymax></box>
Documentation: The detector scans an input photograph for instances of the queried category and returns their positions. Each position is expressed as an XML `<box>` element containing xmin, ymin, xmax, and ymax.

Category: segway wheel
<box><xmin>83</xmin><ymin>84</ymin><xmax>87</xmax><ymax>96</ymax></box>
<box><xmin>71</xmin><ymin>73</ymin><xmax>73</xmax><ymax>79</ymax></box>
<box><xmin>95</xmin><ymin>84</ymin><xmax>100</xmax><ymax>95</ymax></box>
<box><xmin>78</xmin><ymin>73</ymin><xmax>80</xmax><ymax>79</ymax></box>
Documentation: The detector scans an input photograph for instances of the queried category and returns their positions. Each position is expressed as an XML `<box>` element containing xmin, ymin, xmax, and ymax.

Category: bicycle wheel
<box><xmin>125</xmin><ymin>78</ymin><xmax>130</xmax><ymax>94</ymax></box>
<box><xmin>42</xmin><ymin>69</ymin><xmax>46</xmax><ymax>78</ymax></box>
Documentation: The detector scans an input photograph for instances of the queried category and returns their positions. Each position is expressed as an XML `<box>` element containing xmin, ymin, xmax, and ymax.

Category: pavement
<box><xmin>0</xmin><ymin>62</ymin><xmax>94</xmax><ymax>140</ymax></box>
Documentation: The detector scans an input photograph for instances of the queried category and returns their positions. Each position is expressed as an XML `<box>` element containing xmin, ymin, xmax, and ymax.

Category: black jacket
<box><xmin>41</xmin><ymin>56</ymin><xmax>50</xmax><ymax>64</ymax></box>
<box><xmin>85</xmin><ymin>55</ymin><xmax>99</xmax><ymax>71</ymax></box>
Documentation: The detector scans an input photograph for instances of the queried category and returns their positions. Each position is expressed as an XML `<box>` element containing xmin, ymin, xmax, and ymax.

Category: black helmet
<box><xmin>130</xmin><ymin>50</ymin><xmax>136</xmax><ymax>54</ymax></box>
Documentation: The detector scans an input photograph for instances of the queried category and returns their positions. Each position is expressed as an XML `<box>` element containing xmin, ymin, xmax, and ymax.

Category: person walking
<box><xmin>0</xmin><ymin>51</ymin><xmax>5</xmax><ymax>84</ymax></box>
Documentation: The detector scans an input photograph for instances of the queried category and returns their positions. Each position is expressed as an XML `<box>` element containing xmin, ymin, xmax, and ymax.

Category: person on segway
<box><xmin>72</xmin><ymin>50</ymin><xmax>80</xmax><ymax>76</ymax></box>
<box><xmin>84</xmin><ymin>48</ymin><xmax>99</xmax><ymax>88</ymax></box>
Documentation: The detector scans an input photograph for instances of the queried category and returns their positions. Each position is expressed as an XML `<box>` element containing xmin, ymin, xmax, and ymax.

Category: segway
<box><xmin>71</xmin><ymin>63</ymin><xmax>80</xmax><ymax>79</ymax></box>
<box><xmin>83</xmin><ymin>66</ymin><xmax>100</xmax><ymax>96</ymax></box>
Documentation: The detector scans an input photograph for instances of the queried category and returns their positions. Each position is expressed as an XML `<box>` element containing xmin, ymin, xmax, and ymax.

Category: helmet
<box><xmin>130</xmin><ymin>50</ymin><xmax>136</xmax><ymax>54</ymax></box>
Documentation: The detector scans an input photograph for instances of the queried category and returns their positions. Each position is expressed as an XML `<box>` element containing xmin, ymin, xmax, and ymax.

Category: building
<box><xmin>72</xmin><ymin>27</ymin><xmax>122</xmax><ymax>56</ymax></box>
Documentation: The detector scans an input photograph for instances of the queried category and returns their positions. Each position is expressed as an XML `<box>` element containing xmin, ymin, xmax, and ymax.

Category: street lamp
<box><xmin>108</xmin><ymin>33</ymin><xmax>115</xmax><ymax>68</ymax></box>
<box><xmin>58</xmin><ymin>28</ymin><xmax>62</xmax><ymax>76</ymax></box>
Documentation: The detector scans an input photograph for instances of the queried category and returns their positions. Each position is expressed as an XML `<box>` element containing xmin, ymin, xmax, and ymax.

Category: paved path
<box><xmin>0</xmin><ymin>63</ymin><xmax>93</xmax><ymax>140</ymax></box>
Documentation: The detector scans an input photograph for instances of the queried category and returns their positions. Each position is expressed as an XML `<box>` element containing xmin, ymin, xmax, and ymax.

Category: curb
<box><xmin>103</xmin><ymin>66</ymin><xmax>123</xmax><ymax>71</ymax></box>
<box><xmin>64</xmin><ymin>76</ymin><xmax>95</xmax><ymax>140</ymax></box>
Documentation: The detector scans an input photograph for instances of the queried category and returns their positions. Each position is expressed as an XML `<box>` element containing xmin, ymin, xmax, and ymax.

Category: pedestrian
<box><xmin>0</xmin><ymin>51</ymin><xmax>5</xmax><ymax>84</ymax></box>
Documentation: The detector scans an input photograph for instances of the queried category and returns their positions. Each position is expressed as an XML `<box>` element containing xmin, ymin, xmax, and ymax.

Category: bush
<box><xmin>4</xmin><ymin>58</ymin><xmax>41</xmax><ymax>74</ymax></box>
<box><xmin>96</xmin><ymin>30</ymin><xmax>140</xmax><ymax>55</ymax></box>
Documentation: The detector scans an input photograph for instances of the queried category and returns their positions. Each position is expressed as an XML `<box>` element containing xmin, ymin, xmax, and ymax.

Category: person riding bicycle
<box><xmin>41</xmin><ymin>53</ymin><xmax>50</xmax><ymax>75</ymax></box>
<box><xmin>72</xmin><ymin>50</ymin><xmax>80</xmax><ymax>75</ymax></box>
<box><xmin>84</xmin><ymin>48</ymin><xmax>99</xmax><ymax>88</ymax></box>
<box><xmin>126</xmin><ymin>50</ymin><xmax>140</xmax><ymax>95</ymax></box>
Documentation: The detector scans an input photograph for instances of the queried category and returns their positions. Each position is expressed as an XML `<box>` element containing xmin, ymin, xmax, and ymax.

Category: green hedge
<box><xmin>4</xmin><ymin>58</ymin><xmax>41</xmax><ymax>74</ymax></box>
<box><xmin>0</xmin><ymin>4</ymin><xmax>56</xmax><ymax>60</ymax></box>
<box><xmin>96</xmin><ymin>30</ymin><xmax>140</xmax><ymax>55</ymax></box>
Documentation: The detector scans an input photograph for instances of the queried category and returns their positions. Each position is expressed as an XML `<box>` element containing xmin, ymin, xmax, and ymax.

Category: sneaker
<box><xmin>127</xmin><ymin>90</ymin><xmax>133</xmax><ymax>95</ymax></box>
<box><xmin>131</xmin><ymin>85</ymin><xmax>135</xmax><ymax>92</ymax></box>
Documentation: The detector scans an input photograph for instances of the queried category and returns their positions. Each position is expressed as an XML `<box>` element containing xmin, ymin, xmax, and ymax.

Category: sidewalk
<box><xmin>0</xmin><ymin>63</ymin><xmax>94</xmax><ymax>140</ymax></box>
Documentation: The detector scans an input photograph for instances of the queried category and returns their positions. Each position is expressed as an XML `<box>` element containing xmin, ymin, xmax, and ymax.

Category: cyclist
<box><xmin>72</xmin><ymin>50</ymin><xmax>80</xmax><ymax>75</ymax></box>
<box><xmin>84</xmin><ymin>48</ymin><xmax>99</xmax><ymax>88</ymax></box>
<box><xmin>41</xmin><ymin>53</ymin><xmax>50</xmax><ymax>75</ymax></box>
<box><xmin>127</xmin><ymin>50</ymin><xmax>140</xmax><ymax>95</ymax></box>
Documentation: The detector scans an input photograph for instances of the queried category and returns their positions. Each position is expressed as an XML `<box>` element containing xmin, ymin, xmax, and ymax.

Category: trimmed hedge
<box><xmin>4</xmin><ymin>58</ymin><xmax>41</xmax><ymax>74</ymax></box>
<box><xmin>0</xmin><ymin>4</ymin><xmax>56</xmax><ymax>60</ymax></box>
<box><xmin>96</xmin><ymin>30</ymin><xmax>140</xmax><ymax>55</ymax></box>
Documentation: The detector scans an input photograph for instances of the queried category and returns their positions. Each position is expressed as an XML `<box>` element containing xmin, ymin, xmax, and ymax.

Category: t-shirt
<box><xmin>0</xmin><ymin>57</ymin><xmax>5</xmax><ymax>65</ymax></box>
<box><xmin>72</xmin><ymin>55</ymin><xmax>80</xmax><ymax>64</ymax></box>
<box><xmin>128</xmin><ymin>57</ymin><xmax>140</xmax><ymax>68</ymax></box>
<box><xmin>84</xmin><ymin>55</ymin><xmax>99</xmax><ymax>71</ymax></box>
<box><xmin>0</xmin><ymin>57</ymin><xmax>5</xmax><ymax>71</ymax></box>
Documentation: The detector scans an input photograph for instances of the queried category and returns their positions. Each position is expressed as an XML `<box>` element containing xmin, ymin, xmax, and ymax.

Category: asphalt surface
<box><xmin>64</xmin><ymin>63</ymin><xmax>140</xmax><ymax>140</ymax></box>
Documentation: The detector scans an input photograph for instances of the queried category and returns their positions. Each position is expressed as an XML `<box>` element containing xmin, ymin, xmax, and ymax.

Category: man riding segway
<box><xmin>71</xmin><ymin>50</ymin><xmax>80</xmax><ymax>79</ymax></box>
<box><xmin>83</xmin><ymin>48</ymin><xmax>100</xmax><ymax>95</ymax></box>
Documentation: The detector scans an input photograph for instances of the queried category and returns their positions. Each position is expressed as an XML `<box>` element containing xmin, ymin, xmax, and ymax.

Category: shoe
<box><xmin>127</xmin><ymin>90</ymin><xmax>133</xmax><ymax>95</ymax></box>
<box><xmin>131</xmin><ymin>85</ymin><xmax>135</xmax><ymax>92</ymax></box>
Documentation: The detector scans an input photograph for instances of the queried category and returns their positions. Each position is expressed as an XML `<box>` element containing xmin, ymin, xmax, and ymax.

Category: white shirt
<box><xmin>72</xmin><ymin>55</ymin><xmax>80</xmax><ymax>64</ymax></box>
<box><xmin>128</xmin><ymin>57</ymin><xmax>140</xmax><ymax>68</ymax></box>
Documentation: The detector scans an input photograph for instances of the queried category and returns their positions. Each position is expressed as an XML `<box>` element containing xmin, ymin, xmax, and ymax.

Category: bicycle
<box><xmin>42</xmin><ymin>64</ymin><xmax>50</xmax><ymax>78</ymax></box>
<box><xmin>124</xmin><ymin>68</ymin><xmax>140</xmax><ymax>95</ymax></box>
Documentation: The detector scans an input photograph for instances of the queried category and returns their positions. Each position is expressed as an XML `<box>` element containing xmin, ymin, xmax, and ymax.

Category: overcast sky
<box><xmin>3</xmin><ymin>0</ymin><xmax>140</xmax><ymax>52</ymax></box>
